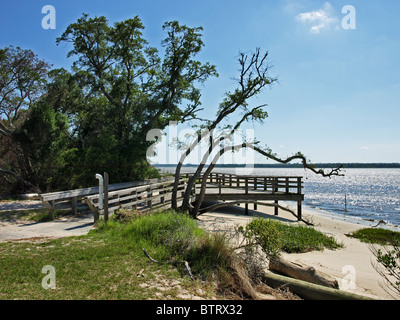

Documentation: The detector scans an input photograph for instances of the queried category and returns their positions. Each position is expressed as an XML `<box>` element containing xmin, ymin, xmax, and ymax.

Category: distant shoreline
<box><xmin>155</xmin><ymin>163</ymin><xmax>400</xmax><ymax>169</ymax></box>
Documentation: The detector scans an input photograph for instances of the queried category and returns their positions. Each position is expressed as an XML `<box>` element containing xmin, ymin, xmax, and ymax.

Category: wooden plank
<box><xmin>203</xmin><ymin>193</ymin><xmax>304</xmax><ymax>201</ymax></box>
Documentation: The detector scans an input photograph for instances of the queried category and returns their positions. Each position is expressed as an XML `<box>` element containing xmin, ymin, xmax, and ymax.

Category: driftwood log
<box><xmin>269</xmin><ymin>258</ymin><xmax>339</xmax><ymax>289</ymax></box>
<box><xmin>262</xmin><ymin>272</ymin><xmax>374</xmax><ymax>300</ymax></box>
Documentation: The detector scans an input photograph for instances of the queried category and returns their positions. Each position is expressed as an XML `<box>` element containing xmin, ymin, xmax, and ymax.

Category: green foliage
<box><xmin>348</xmin><ymin>228</ymin><xmax>400</xmax><ymax>245</ymax></box>
<box><xmin>239</xmin><ymin>218</ymin><xmax>343</xmax><ymax>256</ymax></box>
<box><xmin>186</xmin><ymin>232</ymin><xmax>234</xmax><ymax>278</ymax></box>
<box><xmin>239</xmin><ymin>218</ymin><xmax>282</xmax><ymax>259</ymax></box>
<box><xmin>1</xmin><ymin>15</ymin><xmax>220</xmax><ymax>193</ymax></box>
<box><xmin>12</xmin><ymin>102</ymin><xmax>72</xmax><ymax>191</ymax></box>
<box><xmin>375</xmin><ymin>240</ymin><xmax>400</xmax><ymax>295</ymax></box>
<box><xmin>277</xmin><ymin>223</ymin><xmax>343</xmax><ymax>253</ymax></box>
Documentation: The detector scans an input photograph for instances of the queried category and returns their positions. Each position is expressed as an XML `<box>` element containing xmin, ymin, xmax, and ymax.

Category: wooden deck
<box><xmin>41</xmin><ymin>172</ymin><xmax>304</xmax><ymax>222</ymax></box>
<box><xmin>191</xmin><ymin>172</ymin><xmax>304</xmax><ymax>219</ymax></box>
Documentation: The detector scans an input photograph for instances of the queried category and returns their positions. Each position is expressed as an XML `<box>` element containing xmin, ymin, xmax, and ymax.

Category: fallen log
<box><xmin>263</xmin><ymin>272</ymin><xmax>374</xmax><ymax>300</ymax></box>
<box><xmin>269</xmin><ymin>258</ymin><xmax>339</xmax><ymax>289</ymax></box>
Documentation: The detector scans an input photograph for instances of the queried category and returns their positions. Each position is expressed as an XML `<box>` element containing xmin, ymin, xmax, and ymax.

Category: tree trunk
<box><xmin>269</xmin><ymin>258</ymin><xmax>339</xmax><ymax>289</ymax></box>
<box><xmin>262</xmin><ymin>272</ymin><xmax>373</xmax><ymax>300</ymax></box>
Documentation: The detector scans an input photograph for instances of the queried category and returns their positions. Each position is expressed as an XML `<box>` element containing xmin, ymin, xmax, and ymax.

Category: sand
<box><xmin>198</xmin><ymin>201</ymin><xmax>400</xmax><ymax>300</ymax></box>
<box><xmin>1</xmin><ymin>199</ymin><xmax>399</xmax><ymax>300</ymax></box>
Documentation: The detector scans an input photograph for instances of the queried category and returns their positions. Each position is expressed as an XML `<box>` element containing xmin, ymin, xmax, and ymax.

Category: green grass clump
<box><xmin>278</xmin><ymin>223</ymin><xmax>343</xmax><ymax>253</ymax></box>
<box><xmin>347</xmin><ymin>228</ymin><xmax>400</xmax><ymax>245</ymax></box>
<box><xmin>240</xmin><ymin>218</ymin><xmax>343</xmax><ymax>255</ymax></box>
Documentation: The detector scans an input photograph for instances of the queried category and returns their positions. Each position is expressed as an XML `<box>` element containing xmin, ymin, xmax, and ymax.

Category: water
<box><xmin>157</xmin><ymin>166</ymin><xmax>400</xmax><ymax>227</ymax></box>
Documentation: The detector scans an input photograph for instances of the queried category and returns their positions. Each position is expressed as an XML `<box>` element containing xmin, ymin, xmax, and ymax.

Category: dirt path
<box><xmin>0</xmin><ymin>200</ymin><xmax>94</xmax><ymax>242</ymax></box>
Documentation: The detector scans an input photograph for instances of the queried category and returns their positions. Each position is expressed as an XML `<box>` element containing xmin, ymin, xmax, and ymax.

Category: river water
<box><xmin>158</xmin><ymin>166</ymin><xmax>400</xmax><ymax>227</ymax></box>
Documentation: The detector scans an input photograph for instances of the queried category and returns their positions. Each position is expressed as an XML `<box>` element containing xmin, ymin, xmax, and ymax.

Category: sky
<box><xmin>1</xmin><ymin>0</ymin><xmax>399</xmax><ymax>164</ymax></box>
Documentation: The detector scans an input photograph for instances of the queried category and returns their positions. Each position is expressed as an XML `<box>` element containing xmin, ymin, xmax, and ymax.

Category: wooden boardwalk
<box><xmin>191</xmin><ymin>172</ymin><xmax>304</xmax><ymax>220</ymax></box>
<box><xmin>40</xmin><ymin>172</ymin><xmax>304</xmax><ymax>222</ymax></box>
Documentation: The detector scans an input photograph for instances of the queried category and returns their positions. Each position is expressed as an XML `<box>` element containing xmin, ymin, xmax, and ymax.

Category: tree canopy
<box><xmin>1</xmin><ymin>14</ymin><xmax>218</xmax><ymax>193</ymax></box>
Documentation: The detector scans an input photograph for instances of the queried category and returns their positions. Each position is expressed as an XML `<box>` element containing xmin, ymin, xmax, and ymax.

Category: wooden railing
<box><xmin>84</xmin><ymin>177</ymin><xmax>188</xmax><ymax>222</ymax></box>
<box><xmin>41</xmin><ymin>171</ymin><xmax>304</xmax><ymax>222</ymax></box>
<box><xmin>40</xmin><ymin>181</ymin><xmax>140</xmax><ymax>220</ymax></box>
<box><xmin>201</xmin><ymin>172</ymin><xmax>303</xmax><ymax>195</ymax></box>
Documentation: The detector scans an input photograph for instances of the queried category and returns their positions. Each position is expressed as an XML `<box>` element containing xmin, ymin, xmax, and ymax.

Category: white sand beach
<box><xmin>198</xmin><ymin>202</ymin><xmax>400</xmax><ymax>300</ymax></box>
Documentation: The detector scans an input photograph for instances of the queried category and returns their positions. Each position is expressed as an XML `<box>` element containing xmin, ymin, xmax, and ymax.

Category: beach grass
<box><xmin>278</xmin><ymin>223</ymin><xmax>344</xmax><ymax>253</ymax></box>
<box><xmin>347</xmin><ymin>227</ymin><xmax>400</xmax><ymax>245</ymax></box>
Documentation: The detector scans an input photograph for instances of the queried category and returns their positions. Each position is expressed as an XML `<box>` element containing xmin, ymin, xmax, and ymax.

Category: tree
<box><xmin>56</xmin><ymin>14</ymin><xmax>218</xmax><ymax>183</ymax></box>
<box><xmin>169</xmin><ymin>48</ymin><xmax>342</xmax><ymax>218</ymax></box>
<box><xmin>0</xmin><ymin>46</ymin><xmax>51</xmax><ymax>192</ymax></box>
<box><xmin>12</xmin><ymin>102</ymin><xmax>71</xmax><ymax>192</ymax></box>
<box><xmin>0</xmin><ymin>46</ymin><xmax>50</xmax><ymax>137</ymax></box>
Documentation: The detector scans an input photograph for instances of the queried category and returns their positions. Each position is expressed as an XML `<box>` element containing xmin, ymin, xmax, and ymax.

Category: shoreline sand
<box><xmin>199</xmin><ymin>201</ymin><xmax>400</xmax><ymax>300</ymax></box>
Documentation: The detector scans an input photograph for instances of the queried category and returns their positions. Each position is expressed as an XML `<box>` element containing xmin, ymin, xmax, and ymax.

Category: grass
<box><xmin>278</xmin><ymin>223</ymin><xmax>344</xmax><ymax>253</ymax></box>
<box><xmin>347</xmin><ymin>228</ymin><xmax>400</xmax><ymax>245</ymax></box>
<box><xmin>0</xmin><ymin>210</ymin><xmax>217</xmax><ymax>300</ymax></box>
<box><xmin>239</xmin><ymin>218</ymin><xmax>343</xmax><ymax>256</ymax></box>
<box><xmin>0</xmin><ymin>208</ymin><xmax>344</xmax><ymax>300</ymax></box>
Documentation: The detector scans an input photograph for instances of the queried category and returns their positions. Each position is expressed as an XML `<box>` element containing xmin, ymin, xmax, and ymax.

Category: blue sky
<box><xmin>1</xmin><ymin>0</ymin><xmax>399</xmax><ymax>164</ymax></box>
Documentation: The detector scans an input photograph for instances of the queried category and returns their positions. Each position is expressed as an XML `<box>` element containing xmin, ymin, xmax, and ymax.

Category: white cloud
<box><xmin>296</xmin><ymin>2</ymin><xmax>339</xmax><ymax>34</ymax></box>
<box><xmin>360</xmin><ymin>146</ymin><xmax>369</xmax><ymax>151</ymax></box>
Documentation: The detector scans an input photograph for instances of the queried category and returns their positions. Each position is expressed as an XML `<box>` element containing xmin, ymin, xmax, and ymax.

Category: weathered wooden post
<box><xmin>71</xmin><ymin>197</ymin><xmax>77</xmax><ymax>215</ymax></box>
<box><xmin>104</xmin><ymin>172</ymin><xmax>109</xmax><ymax>222</ymax></box>
<box><xmin>297</xmin><ymin>177</ymin><xmax>302</xmax><ymax>220</ymax></box>
<box><xmin>147</xmin><ymin>185</ymin><xmax>153</xmax><ymax>209</ymax></box>
<box><xmin>274</xmin><ymin>177</ymin><xmax>278</xmax><ymax>216</ymax></box>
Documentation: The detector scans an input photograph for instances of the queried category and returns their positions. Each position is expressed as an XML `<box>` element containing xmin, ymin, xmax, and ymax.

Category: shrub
<box><xmin>238</xmin><ymin>218</ymin><xmax>282</xmax><ymax>259</ymax></box>
<box><xmin>239</xmin><ymin>218</ymin><xmax>343</xmax><ymax>256</ymax></box>
<box><xmin>371</xmin><ymin>240</ymin><xmax>400</xmax><ymax>297</ymax></box>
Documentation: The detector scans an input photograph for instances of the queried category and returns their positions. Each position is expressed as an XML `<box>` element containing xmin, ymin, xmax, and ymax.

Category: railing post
<box><xmin>147</xmin><ymin>185</ymin><xmax>152</xmax><ymax>209</ymax></box>
<box><xmin>71</xmin><ymin>197</ymin><xmax>77</xmax><ymax>215</ymax></box>
<box><xmin>297</xmin><ymin>177</ymin><xmax>302</xmax><ymax>194</ymax></box>
<box><xmin>298</xmin><ymin>200</ymin><xmax>302</xmax><ymax>221</ymax></box>
<box><xmin>286</xmin><ymin>177</ymin><xmax>289</xmax><ymax>194</ymax></box>
<box><xmin>161</xmin><ymin>185</ymin><xmax>165</xmax><ymax>204</ymax></box>
<box><xmin>104</xmin><ymin>172</ymin><xmax>109</xmax><ymax>222</ymax></box>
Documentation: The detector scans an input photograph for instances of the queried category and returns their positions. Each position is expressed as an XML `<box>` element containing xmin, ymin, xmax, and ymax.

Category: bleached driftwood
<box><xmin>269</xmin><ymin>258</ymin><xmax>339</xmax><ymax>289</ymax></box>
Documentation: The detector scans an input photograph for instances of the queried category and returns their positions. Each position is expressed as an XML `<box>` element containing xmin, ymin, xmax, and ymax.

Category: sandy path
<box><xmin>0</xmin><ymin>200</ymin><xmax>94</xmax><ymax>242</ymax></box>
